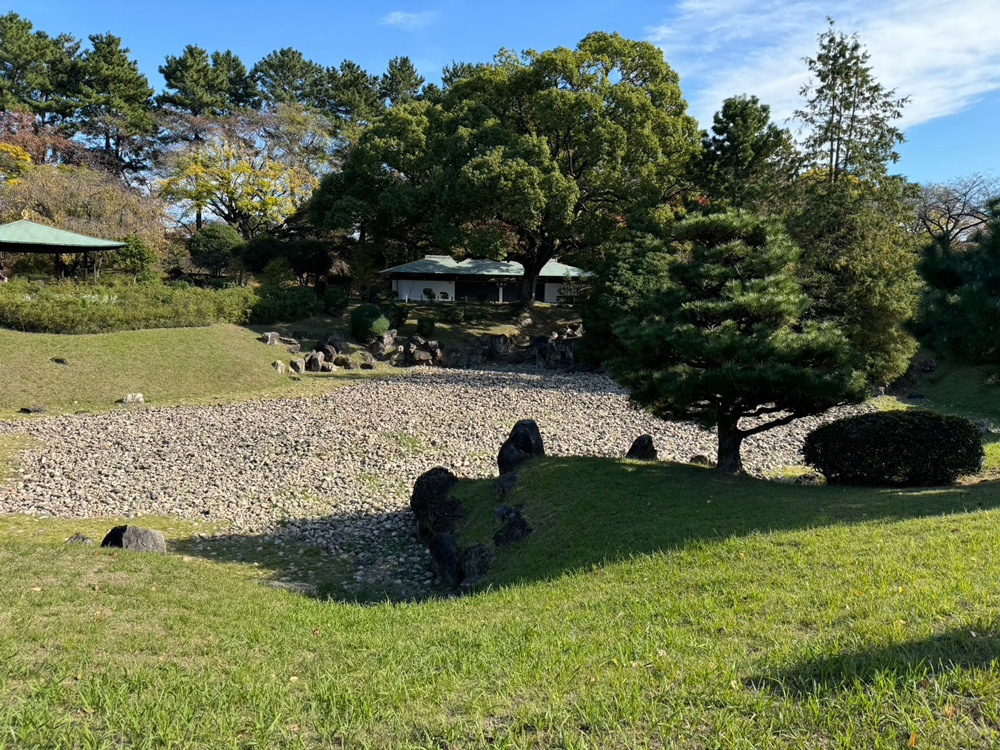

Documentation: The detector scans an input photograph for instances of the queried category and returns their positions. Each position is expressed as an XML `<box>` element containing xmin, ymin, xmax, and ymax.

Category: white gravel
<box><xmin>0</xmin><ymin>368</ymin><xmax>869</xmax><ymax>595</ymax></box>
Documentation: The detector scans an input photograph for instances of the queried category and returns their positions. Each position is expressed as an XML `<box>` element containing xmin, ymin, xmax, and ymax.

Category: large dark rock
<box><xmin>485</xmin><ymin>333</ymin><xmax>513</xmax><ymax>357</ymax></box>
<box><xmin>626</xmin><ymin>435</ymin><xmax>657</xmax><ymax>461</ymax></box>
<box><xmin>304</xmin><ymin>351</ymin><xmax>325</xmax><ymax>372</ymax></box>
<box><xmin>497</xmin><ymin>439</ymin><xmax>530</xmax><ymax>475</ymax></box>
<box><xmin>410</xmin><ymin>466</ymin><xmax>463</xmax><ymax>536</ymax></box>
<box><xmin>100</xmin><ymin>525</ymin><xmax>166</xmax><ymax>553</ymax></box>
<box><xmin>411</xmin><ymin>350</ymin><xmax>433</xmax><ymax>366</ymax></box>
<box><xmin>493</xmin><ymin>505</ymin><xmax>532</xmax><ymax>547</ymax></box>
<box><xmin>290</xmin><ymin>358</ymin><xmax>306</xmax><ymax>374</ymax></box>
<box><xmin>371</xmin><ymin>331</ymin><xmax>397</xmax><ymax>360</ymax></box>
<box><xmin>429</xmin><ymin>533</ymin><xmax>459</xmax><ymax>587</ymax></box>
<box><xmin>508</xmin><ymin>420</ymin><xmax>544</xmax><ymax>458</ymax></box>
<box><xmin>19</xmin><ymin>405</ymin><xmax>45</xmax><ymax>414</ymax></box>
<box><xmin>317</xmin><ymin>344</ymin><xmax>338</xmax><ymax>362</ymax></box>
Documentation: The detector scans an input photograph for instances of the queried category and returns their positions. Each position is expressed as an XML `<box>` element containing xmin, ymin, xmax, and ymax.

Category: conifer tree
<box><xmin>597</xmin><ymin>212</ymin><xmax>865</xmax><ymax>474</ymax></box>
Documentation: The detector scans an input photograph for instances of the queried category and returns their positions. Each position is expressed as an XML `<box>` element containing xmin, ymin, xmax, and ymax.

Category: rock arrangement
<box><xmin>412</xmin><ymin>420</ymin><xmax>543</xmax><ymax>591</ymax></box>
<box><xmin>626</xmin><ymin>434</ymin><xmax>657</xmax><ymax>461</ymax></box>
<box><xmin>100</xmin><ymin>524</ymin><xmax>166</xmax><ymax>553</ymax></box>
<box><xmin>0</xmin><ymin>369</ymin><xmax>874</xmax><ymax>598</ymax></box>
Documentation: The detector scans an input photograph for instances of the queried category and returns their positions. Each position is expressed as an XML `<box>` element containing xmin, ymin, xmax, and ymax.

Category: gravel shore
<box><xmin>0</xmin><ymin>368</ymin><xmax>869</xmax><ymax>595</ymax></box>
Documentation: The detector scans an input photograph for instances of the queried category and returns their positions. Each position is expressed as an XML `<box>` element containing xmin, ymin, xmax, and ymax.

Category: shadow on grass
<box><xmin>172</xmin><ymin>456</ymin><xmax>1000</xmax><ymax>605</ymax></box>
<box><xmin>747</xmin><ymin>627</ymin><xmax>1000</xmax><ymax>696</ymax></box>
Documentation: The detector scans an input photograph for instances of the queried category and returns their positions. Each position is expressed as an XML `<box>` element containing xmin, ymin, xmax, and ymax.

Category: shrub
<box><xmin>802</xmin><ymin>410</ymin><xmax>983</xmax><ymax>487</ymax></box>
<box><xmin>417</xmin><ymin>318</ymin><xmax>436</xmax><ymax>337</ymax></box>
<box><xmin>383</xmin><ymin>302</ymin><xmax>407</xmax><ymax>329</ymax></box>
<box><xmin>0</xmin><ymin>278</ymin><xmax>257</xmax><ymax>333</ymax></box>
<box><xmin>351</xmin><ymin>303</ymin><xmax>389</xmax><ymax>342</ymax></box>
<box><xmin>249</xmin><ymin>286</ymin><xmax>316</xmax><ymax>325</ymax></box>
<box><xmin>323</xmin><ymin>287</ymin><xmax>349</xmax><ymax>315</ymax></box>
<box><xmin>445</xmin><ymin>306</ymin><xmax>465</xmax><ymax>324</ymax></box>
<box><xmin>423</xmin><ymin>288</ymin><xmax>437</xmax><ymax>302</ymax></box>
<box><xmin>188</xmin><ymin>224</ymin><xmax>244</xmax><ymax>277</ymax></box>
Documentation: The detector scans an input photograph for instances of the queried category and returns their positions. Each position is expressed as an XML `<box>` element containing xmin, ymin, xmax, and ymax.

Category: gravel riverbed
<box><xmin>0</xmin><ymin>369</ymin><xmax>869</xmax><ymax>596</ymax></box>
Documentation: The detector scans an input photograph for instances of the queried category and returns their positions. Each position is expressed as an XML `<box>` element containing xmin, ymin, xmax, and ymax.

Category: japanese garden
<box><xmin>2</xmin><ymin>7</ymin><xmax>1000</xmax><ymax>747</ymax></box>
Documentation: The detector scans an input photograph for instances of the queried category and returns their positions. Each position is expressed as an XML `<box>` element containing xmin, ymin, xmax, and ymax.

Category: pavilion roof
<box><xmin>0</xmin><ymin>219</ymin><xmax>125</xmax><ymax>252</ymax></box>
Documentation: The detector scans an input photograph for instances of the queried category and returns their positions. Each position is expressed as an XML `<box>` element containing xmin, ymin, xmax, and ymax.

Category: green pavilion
<box><xmin>0</xmin><ymin>218</ymin><xmax>124</xmax><ymax>279</ymax></box>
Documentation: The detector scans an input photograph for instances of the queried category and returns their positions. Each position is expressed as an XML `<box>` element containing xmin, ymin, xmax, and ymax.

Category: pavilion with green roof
<box><xmin>0</xmin><ymin>219</ymin><xmax>124</xmax><ymax>279</ymax></box>
<box><xmin>380</xmin><ymin>254</ymin><xmax>588</xmax><ymax>303</ymax></box>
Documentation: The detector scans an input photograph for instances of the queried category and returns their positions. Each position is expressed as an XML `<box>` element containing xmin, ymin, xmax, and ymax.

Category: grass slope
<box><xmin>0</xmin><ymin>324</ymin><xmax>355</xmax><ymax>418</ymax></box>
<box><xmin>2</xmin><ymin>461</ymin><xmax>1000</xmax><ymax>747</ymax></box>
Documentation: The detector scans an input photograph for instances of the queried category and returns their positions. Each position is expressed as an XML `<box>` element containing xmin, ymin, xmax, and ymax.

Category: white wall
<box><xmin>393</xmin><ymin>279</ymin><xmax>456</xmax><ymax>302</ymax></box>
<box><xmin>543</xmin><ymin>282</ymin><xmax>562</xmax><ymax>304</ymax></box>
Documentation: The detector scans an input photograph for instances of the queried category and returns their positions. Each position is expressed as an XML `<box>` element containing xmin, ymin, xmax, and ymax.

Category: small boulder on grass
<box><xmin>100</xmin><ymin>525</ymin><xmax>166</xmax><ymax>553</ymax></box>
<box><xmin>626</xmin><ymin>435</ymin><xmax>657</xmax><ymax>461</ymax></box>
<box><xmin>119</xmin><ymin>393</ymin><xmax>144</xmax><ymax>405</ymax></box>
<box><xmin>65</xmin><ymin>532</ymin><xmax>94</xmax><ymax>545</ymax></box>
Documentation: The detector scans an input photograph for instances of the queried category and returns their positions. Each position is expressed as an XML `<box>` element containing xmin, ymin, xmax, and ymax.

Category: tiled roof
<box><xmin>381</xmin><ymin>256</ymin><xmax>587</xmax><ymax>278</ymax></box>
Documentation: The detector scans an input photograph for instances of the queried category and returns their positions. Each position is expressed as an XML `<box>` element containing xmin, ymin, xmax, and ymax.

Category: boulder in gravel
<box><xmin>65</xmin><ymin>532</ymin><xmax>94</xmax><ymax>545</ymax></box>
<box><xmin>493</xmin><ymin>505</ymin><xmax>532</xmax><ymax>547</ymax></box>
<box><xmin>508</xmin><ymin>419</ymin><xmax>544</xmax><ymax>458</ymax></box>
<box><xmin>429</xmin><ymin>533</ymin><xmax>459</xmax><ymax>587</ymax></box>
<box><xmin>290</xmin><ymin>358</ymin><xmax>306</xmax><ymax>374</ymax></box>
<box><xmin>410</xmin><ymin>466</ymin><xmax>462</xmax><ymax>536</ymax></box>
<box><xmin>100</xmin><ymin>525</ymin><xmax>166</xmax><ymax>553</ymax></box>
<box><xmin>272</xmin><ymin>361</ymin><xmax>286</xmax><ymax>375</ymax></box>
<box><xmin>19</xmin><ymin>405</ymin><xmax>45</xmax><ymax>414</ymax></box>
<box><xmin>497</xmin><ymin>439</ymin><xmax>530</xmax><ymax>475</ymax></box>
<box><xmin>412</xmin><ymin>350</ymin><xmax>433</xmax><ymax>366</ymax></box>
<box><xmin>305</xmin><ymin>351</ymin><xmax>325</xmax><ymax>372</ymax></box>
<box><xmin>261</xmin><ymin>332</ymin><xmax>281</xmax><ymax>345</ymax></box>
<box><xmin>626</xmin><ymin>435</ymin><xmax>657</xmax><ymax>461</ymax></box>
<box><xmin>485</xmin><ymin>333</ymin><xmax>513</xmax><ymax>357</ymax></box>
<box><xmin>119</xmin><ymin>393</ymin><xmax>144</xmax><ymax>405</ymax></box>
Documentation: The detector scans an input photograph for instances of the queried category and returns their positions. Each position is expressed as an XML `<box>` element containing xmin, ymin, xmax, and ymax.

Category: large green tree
<box><xmin>0</xmin><ymin>12</ymin><xmax>80</xmax><ymax>125</ymax></box>
<box><xmin>158</xmin><ymin>45</ymin><xmax>257</xmax><ymax>117</ymax></box>
<box><xmin>788</xmin><ymin>21</ymin><xmax>918</xmax><ymax>384</ymax></box>
<box><xmin>77</xmin><ymin>33</ymin><xmax>155</xmax><ymax>181</ymax></box>
<box><xmin>793</xmin><ymin>19</ymin><xmax>908</xmax><ymax>184</ymax></box>
<box><xmin>589</xmin><ymin>212</ymin><xmax>865</xmax><ymax>475</ymax></box>
<box><xmin>310</xmin><ymin>32</ymin><xmax>701</xmax><ymax>302</ymax></box>
<box><xmin>917</xmin><ymin>201</ymin><xmax>1000</xmax><ymax>363</ymax></box>
<box><xmin>692</xmin><ymin>94</ymin><xmax>798</xmax><ymax>213</ymax></box>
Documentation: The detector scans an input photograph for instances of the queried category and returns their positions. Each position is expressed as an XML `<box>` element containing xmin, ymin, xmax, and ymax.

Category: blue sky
<box><xmin>12</xmin><ymin>0</ymin><xmax>1000</xmax><ymax>184</ymax></box>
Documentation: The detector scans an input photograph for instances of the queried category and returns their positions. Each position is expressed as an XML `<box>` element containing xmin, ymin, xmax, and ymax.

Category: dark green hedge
<box><xmin>802</xmin><ymin>410</ymin><xmax>983</xmax><ymax>487</ymax></box>
<box><xmin>0</xmin><ymin>279</ymin><xmax>314</xmax><ymax>333</ymax></box>
<box><xmin>350</xmin><ymin>303</ymin><xmax>389</xmax><ymax>342</ymax></box>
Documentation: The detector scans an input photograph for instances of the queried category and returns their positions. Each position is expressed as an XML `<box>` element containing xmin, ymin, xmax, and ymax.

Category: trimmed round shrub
<box><xmin>802</xmin><ymin>410</ymin><xmax>983</xmax><ymax>487</ymax></box>
<box><xmin>383</xmin><ymin>302</ymin><xmax>407</xmax><ymax>329</ymax></box>
<box><xmin>417</xmin><ymin>317</ymin><xmax>436</xmax><ymax>337</ymax></box>
<box><xmin>323</xmin><ymin>287</ymin><xmax>349</xmax><ymax>315</ymax></box>
<box><xmin>351</xmin><ymin>303</ymin><xmax>389</xmax><ymax>342</ymax></box>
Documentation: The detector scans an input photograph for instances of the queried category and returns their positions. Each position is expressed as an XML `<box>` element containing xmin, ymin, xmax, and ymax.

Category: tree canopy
<box><xmin>587</xmin><ymin>211</ymin><xmax>865</xmax><ymax>474</ymax></box>
<box><xmin>309</xmin><ymin>32</ymin><xmax>701</xmax><ymax>301</ymax></box>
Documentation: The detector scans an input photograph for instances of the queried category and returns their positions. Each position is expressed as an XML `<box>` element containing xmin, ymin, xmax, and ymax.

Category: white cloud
<box><xmin>648</xmin><ymin>0</ymin><xmax>1000</xmax><ymax>130</ymax></box>
<box><xmin>381</xmin><ymin>10</ymin><xmax>435</xmax><ymax>31</ymax></box>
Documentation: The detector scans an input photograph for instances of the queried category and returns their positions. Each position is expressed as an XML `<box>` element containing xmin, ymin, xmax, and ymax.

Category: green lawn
<box><xmin>0</xmin><ymin>324</ymin><xmax>389</xmax><ymax>418</ymax></box>
<box><xmin>2</xmin><ymin>459</ymin><xmax>1000</xmax><ymax>747</ymax></box>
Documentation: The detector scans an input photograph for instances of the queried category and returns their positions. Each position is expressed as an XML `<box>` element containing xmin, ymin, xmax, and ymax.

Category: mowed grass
<box><xmin>0</xmin><ymin>324</ymin><xmax>381</xmax><ymax>418</ymax></box>
<box><xmin>2</xmin><ymin>460</ymin><xmax>1000</xmax><ymax>747</ymax></box>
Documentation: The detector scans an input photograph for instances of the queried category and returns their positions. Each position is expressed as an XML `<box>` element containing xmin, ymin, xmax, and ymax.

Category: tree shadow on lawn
<box><xmin>171</xmin><ymin>456</ymin><xmax>1000</xmax><ymax>605</ymax></box>
<box><xmin>444</xmin><ymin>457</ymin><xmax>1000</xmax><ymax>589</ymax></box>
<box><xmin>746</xmin><ymin>627</ymin><xmax>1000</xmax><ymax>697</ymax></box>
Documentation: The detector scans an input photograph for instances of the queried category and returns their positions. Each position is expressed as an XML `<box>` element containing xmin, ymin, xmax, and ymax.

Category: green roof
<box><xmin>0</xmin><ymin>219</ymin><xmax>125</xmax><ymax>251</ymax></box>
<box><xmin>381</xmin><ymin>256</ymin><xmax>587</xmax><ymax>278</ymax></box>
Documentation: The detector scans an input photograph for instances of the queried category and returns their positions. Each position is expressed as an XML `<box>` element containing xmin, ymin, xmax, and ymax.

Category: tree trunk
<box><xmin>195</xmin><ymin>206</ymin><xmax>203</xmax><ymax>231</ymax></box>
<box><xmin>715</xmin><ymin>418</ymin><xmax>745</xmax><ymax>475</ymax></box>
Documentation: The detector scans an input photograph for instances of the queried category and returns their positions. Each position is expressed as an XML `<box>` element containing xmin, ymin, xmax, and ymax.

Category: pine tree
<box><xmin>597</xmin><ymin>212</ymin><xmax>865</xmax><ymax>474</ymax></box>
<box><xmin>693</xmin><ymin>95</ymin><xmax>799</xmax><ymax>213</ymax></box>
<box><xmin>77</xmin><ymin>33</ymin><xmax>155</xmax><ymax>180</ymax></box>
